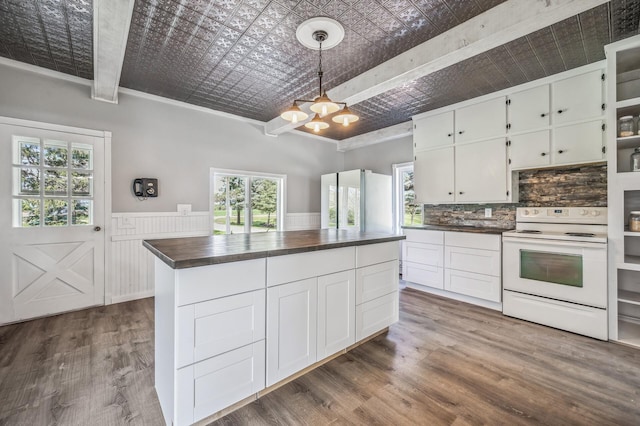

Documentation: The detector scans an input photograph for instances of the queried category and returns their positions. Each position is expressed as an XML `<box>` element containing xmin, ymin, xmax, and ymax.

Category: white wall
<box><xmin>344</xmin><ymin>135</ymin><xmax>413</xmax><ymax>175</ymax></box>
<box><xmin>0</xmin><ymin>62</ymin><xmax>344</xmax><ymax>213</ymax></box>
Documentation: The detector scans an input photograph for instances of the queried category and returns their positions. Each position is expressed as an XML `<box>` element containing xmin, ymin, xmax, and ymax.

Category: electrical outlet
<box><xmin>177</xmin><ymin>204</ymin><xmax>192</xmax><ymax>216</ymax></box>
<box><xmin>485</xmin><ymin>208</ymin><xmax>492</xmax><ymax>218</ymax></box>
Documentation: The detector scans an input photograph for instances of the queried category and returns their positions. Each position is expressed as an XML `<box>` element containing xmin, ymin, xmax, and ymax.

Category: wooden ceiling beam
<box><xmin>264</xmin><ymin>0</ymin><xmax>609</xmax><ymax>138</ymax></box>
<box><xmin>92</xmin><ymin>0</ymin><xmax>135</xmax><ymax>103</ymax></box>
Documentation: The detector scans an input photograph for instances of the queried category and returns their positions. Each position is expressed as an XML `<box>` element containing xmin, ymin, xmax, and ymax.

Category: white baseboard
<box><xmin>405</xmin><ymin>282</ymin><xmax>502</xmax><ymax>311</ymax></box>
<box><xmin>110</xmin><ymin>290</ymin><xmax>155</xmax><ymax>304</ymax></box>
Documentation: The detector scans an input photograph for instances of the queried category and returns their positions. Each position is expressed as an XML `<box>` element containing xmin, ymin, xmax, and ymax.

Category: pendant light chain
<box><xmin>317</xmin><ymin>40</ymin><xmax>324</xmax><ymax>98</ymax></box>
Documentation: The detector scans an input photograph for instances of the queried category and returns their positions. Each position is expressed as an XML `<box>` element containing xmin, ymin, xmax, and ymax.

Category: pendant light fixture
<box><xmin>280</xmin><ymin>18</ymin><xmax>359</xmax><ymax>132</ymax></box>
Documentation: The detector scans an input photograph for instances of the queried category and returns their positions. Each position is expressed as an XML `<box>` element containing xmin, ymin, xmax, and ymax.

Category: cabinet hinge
<box><xmin>602</xmin><ymin>123</ymin><xmax>606</xmax><ymax>131</ymax></box>
<box><xmin>506</xmin><ymin>123</ymin><xmax>511</xmax><ymax>130</ymax></box>
<box><xmin>508</xmin><ymin>158</ymin><xmax>511</xmax><ymax>165</ymax></box>
<box><xmin>414</xmin><ymin>124</ymin><xmax>417</xmax><ymax>129</ymax></box>
<box><xmin>414</xmin><ymin>156</ymin><xmax>417</xmax><ymax>161</ymax></box>
<box><xmin>602</xmin><ymin>146</ymin><xmax>606</xmax><ymax>154</ymax></box>
<box><xmin>507</xmin><ymin>190</ymin><xmax>510</xmax><ymax>196</ymax></box>
<box><xmin>506</xmin><ymin>99</ymin><xmax>511</xmax><ymax>105</ymax></box>
<box><xmin>602</xmin><ymin>103</ymin><xmax>606</xmax><ymax>111</ymax></box>
<box><xmin>601</xmin><ymin>73</ymin><xmax>605</xmax><ymax>81</ymax></box>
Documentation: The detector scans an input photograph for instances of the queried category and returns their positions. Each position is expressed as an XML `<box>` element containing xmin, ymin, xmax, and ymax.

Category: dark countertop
<box><xmin>143</xmin><ymin>229</ymin><xmax>406</xmax><ymax>269</ymax></box>
<box><xmin>402</xmin><ymin>225</ymin><xmax>513</xmax><ymax>235</ymax></box>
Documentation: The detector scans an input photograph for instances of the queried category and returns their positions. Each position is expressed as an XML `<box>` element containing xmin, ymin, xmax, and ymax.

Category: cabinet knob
<box><xmin>540</xmin><ymin>113</ymin><xmax>547</xmax><ymax>117</ymax></box>
<box><xmin>541</xmin><ymin>152</ymin><xmax>547</xmax><ymax>156</ymax></box>
<box><xmin>557</xmin><ymin>109</ymin><xmax>566</xmax><ymax>114</ymax></box>
<box><xmin>458</xmin><ymin>131</ymin><xmax>464</xmax><ymax>134</ymax></box>
<box><xmin>448</xmin><ymin>192</ymin><xmax>453</xmax><ymax>195</ymax></box>
<box><xmin>94</xmin><ymin>226</ymin><xmax>102</xmax><ymax>232</ymax></box>
<box><xmin>447</xmin><ymin>133</ymin><xmax>452</xmax><ymax>137</ymax></box>
<box><xmin>558</xmin><ymin>149</ymin><xmax>565</xmax><ymax>154</ymax></box>
<box><xmin>459</xmin><ymin>191</ymin><xmax>464</xmax><ymax>195</ymax></box>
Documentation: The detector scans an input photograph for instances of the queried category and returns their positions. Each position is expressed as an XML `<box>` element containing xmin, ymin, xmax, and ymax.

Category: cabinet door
<box><xmin>403</xmin><ymin>262</ymin><xmax>444</xmax><ymax>289</ymax></box>
<box><xmin>266</xmin><ymin>278</ymin><xmax>317</xmax><ymax>386</ymax></box>
<box><xmin>356</xmin><ymin>260</ymin><xmax>399</xmax><ymax>305</ymax></box>
<box><xmin>413</xmin><ymin>111</ymin><xmax>454</xmax><ymax>151</ymax></box>
<box><xmin>317</xmin><ymin>270</ymin><xmax>356</xmax><ymax>359</ymax></box>
<box><xmin>444</xmin><ymin>269</ymin><xmax>501</xmax><ymax>303</ymax></box>
<box><xmin>509</xmin><ymin>130</ymin><xmax>551</xmax><ymax>170</ymax></box>
<box><xmin>455</xmin><ymin>97</ymin><xmax>507</xmax><ymax>143</ymax></box>
<box><xmin>552</xmin><ymin>121</ymin><xmax>605</xmax><ymax>165</ymax></box>
<box><xmin>552</xmin><ymin>70</ymin><xmax>603</xmax><ymax>124</ymax></box>
<box><xmin>356</xmin><ymin>291</ymin><xmax>398</xmax><ymax>341</ymax></box>
<box><xmin>413</xmin><ymin>147</ymin><xmax>455</xmax><ymax>204</ymax></box>
<box><xmin>455</xmin><ymin>138</ymin><xmax>508</xmax><ymax>202</ymax></box>
<box><xmin>403</xmin><ymin>242</ymin><xmax>443</xmax><ymax>267</ymax></box>
<box><xmin>508</xmin><ymin>85</ymin><xmax>550</xmax><ymax>133</ymax></box>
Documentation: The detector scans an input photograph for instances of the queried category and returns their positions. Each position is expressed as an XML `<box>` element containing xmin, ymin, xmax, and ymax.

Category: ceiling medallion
<box><xmin>280</xmin><ymin>17</ymin><xmax>359</xmax><ymax>133</ymax></box>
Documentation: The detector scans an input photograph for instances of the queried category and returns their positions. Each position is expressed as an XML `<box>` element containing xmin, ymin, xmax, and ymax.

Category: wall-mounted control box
<box><xmin>133</xmin><ymin>178</ymin><xmax>158</xmax><ymax>198</ymax></box>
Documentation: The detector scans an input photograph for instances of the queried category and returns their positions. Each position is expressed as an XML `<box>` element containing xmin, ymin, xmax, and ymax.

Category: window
<box><xmin>12</xmin><ymin>136</ymin><xmax>94</xmax><ymax>227</ymax></box>
<box><xmin>393</xmin><ymin>162</ymin><xmax>422</xmax><ymax>231</ymax></box>
<box><xmin>211</xmin><ymin>169</ymin><xmax>285</xmax><ymax>234</ymax></box>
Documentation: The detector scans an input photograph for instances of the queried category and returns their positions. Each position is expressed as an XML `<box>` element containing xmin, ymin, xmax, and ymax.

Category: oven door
<box><xmin>502</xmin><ymin>237</ymin><xmax>607</xmax><ymax>308</ymax></box>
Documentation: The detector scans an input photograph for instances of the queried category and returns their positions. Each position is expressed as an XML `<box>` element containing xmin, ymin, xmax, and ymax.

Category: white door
<box><xmin>0</xmin><ymin>122</ymin><xmax>106</xmax><ymax>324</ymax></box>
<box><xmin>413</xmin><ymin>147</ymin><xmax>455</xmax><ymax>204</ymax></box>
<box><xmin>317</xmin><ymin>270</ymin><xmax>355</xmax><ymax>359</ymax></box>
<box><xmin>552</xmin><ymin>69</ymin><xmax>603</xmax><ymax>124</ymax></box>
<box><xmin>413</xmin><ymin>111</ymin><xmax>454</xmax><ymax>151</ymax></box>
<box><xmin>455</xmin><ymin>138</ymin><xmax>508</xmax><ymax>202</ymax></box>
<box><xmin>509</xmin><ymin>130</ymin><xmax>551</xmax><ymax>170</ymax></box>
<box><xmin>455</xmin><ymin>97</ymin><xmax>506</xmax><ymax>143</ymax></box>
<box><xmin>507</xmin><ymin>85</ymin><xmax>550</xmax><ymax>133</ymax></box>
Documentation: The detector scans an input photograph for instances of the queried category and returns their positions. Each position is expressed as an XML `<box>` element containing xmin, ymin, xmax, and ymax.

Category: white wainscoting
<box><xmin>108</xmin><ymin>212</ymin><xmax>320</xmax><ymax>304</ymax></box>
<box><xmin>109</xmin><ymin>212</ymin><xmax>211</xmax><ymax>304</ymax></box>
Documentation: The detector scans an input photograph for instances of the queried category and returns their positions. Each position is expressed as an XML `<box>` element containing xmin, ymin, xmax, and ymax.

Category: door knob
<box><xmin>94</xmin><ymin>226</ymin><xmax>102</xmax><ymax>232</ymax></box>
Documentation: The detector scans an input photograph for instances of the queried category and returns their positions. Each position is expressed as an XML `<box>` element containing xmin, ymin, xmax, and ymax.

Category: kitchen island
<box><xmin>143</xmin><ymin>229</ymin><xmax>405</xmax><ymax>426</ymax></box>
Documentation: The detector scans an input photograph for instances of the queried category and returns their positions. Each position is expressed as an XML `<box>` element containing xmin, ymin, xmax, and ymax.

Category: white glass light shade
<box><xmin>309</xmin><ymin>93</ymin><xmax>340</xmax><ymax>116</ymax></box>
<box><xmin>280</xmin><ymin>103</ymin><xmax>309</xmax><ymax>123</ymax></box>
<box><xmin>331</xmin><ymin>106</ymin><xmax>359</xmax><ymax>126</ymax></box>
<box><xmin>304</xmin><ymin>114</ymin><xmax>330</xmax><ymax>132</ymax></box>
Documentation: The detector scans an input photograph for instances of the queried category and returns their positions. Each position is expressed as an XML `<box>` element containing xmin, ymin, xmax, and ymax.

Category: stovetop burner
<box><xmin>565</xmin><ymin>232</ymin><xmax>595</xmax><ymax>237</ymax></box>
<box><xmin>516</xmin><ymin>230</ymin><xmax>541</xmax><ymax>234</ymax></box>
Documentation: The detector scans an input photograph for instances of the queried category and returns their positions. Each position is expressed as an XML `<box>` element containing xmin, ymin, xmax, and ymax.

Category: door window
<box><xmin>12</xmin><ymin>136</ymin><xmax>94</xmax><ymax>227</ymax></box>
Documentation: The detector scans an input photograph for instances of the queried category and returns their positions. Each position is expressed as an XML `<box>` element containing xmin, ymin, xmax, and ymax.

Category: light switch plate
<box><xmin>485</xmin><ymin>208</ymin><xmax>492</xmax><ymax>218</ymax></box>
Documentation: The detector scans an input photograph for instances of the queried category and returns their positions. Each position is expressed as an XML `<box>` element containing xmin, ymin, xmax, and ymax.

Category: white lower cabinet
<box><xmin>177</xmin><ymin>341</ymin><xmax>266</xmax><ymax>425</ymax></box>
<box><xmin>266</xmin><ymin>277</ymin><xmax>317</xmax><ymax>386</ymax></box>
<box><xmin>355</xmin><ymin>260</ymin><xmax>399</xmax><ymax>341</ymax></box>
<box><xmin>356</xmin><ymin>291</ymin><xmax>399</xmax><ymax>341</ymax></box>
<box><xmin>317</xmin><ymin>270</ymin><xmax>356</xmax><ymax>359</ymax></box>
<box><xmin>444</xmin><ymin>269</ymin><xmax>501</xmax><ymax>303</ymax></box>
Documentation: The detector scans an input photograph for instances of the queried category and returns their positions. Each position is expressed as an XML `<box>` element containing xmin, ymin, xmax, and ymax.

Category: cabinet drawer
<box><xmin>444</xmin><ymin>269</ymin><xmax>501</xmax><ymax>303</ymax></box>
<box><xmin>176</xmin><ymin>258</ymin><xmax>265</xmax><ymax>306</ymax></box>
<box><xmin>403</xmin><ymin>262</ymin><xmax>444</xmax><ymax>290</ymax></box>
<box><xmin>176</xmin><ymin>340</ymin><xmax>265</xmax><ymax>425</ymax></box>
<box><xmin>356</xmin><ymin>241</ymin><xmax>399</xmax><ymax>268</ymax></box>
<box><xmin>403</xmin><ymin>242</ymin><xmax>443</xmax><ymax>267</ymax></box>
<box><xmin>356</xmin><ymin>292</ymin><xmax>398</xmax><ymax>341</ymax></box>
<box><xmin>356</xmin><ymin>260</ymin><xmax>398</xmax><ymax>304</ymax></box>
<box><xmin>444</xmin><ymin>246</ymin><xmax>501</xmax><ymax>276</ymax></box>
<box><xmin>403</xmin><ymin>229</ymin><xmax>444</xmax><ymax>244</ymax></box>
<box><xmin>267</xmin><ymin>247</ymin><xmax>355</xmax><ymax>286</ymax></box>
<box><xmin>177</xmin><ymin>289</ymin><xmax>265</xmax><ymax>367</ymax></box>
<box><xmin>445</xmin><ymin>231</ymin><xmax>501</xmax><ymax>251</ymax></box>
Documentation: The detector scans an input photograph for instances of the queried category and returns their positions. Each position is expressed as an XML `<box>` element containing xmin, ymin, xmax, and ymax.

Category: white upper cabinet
<box><xmin>455</xmin><ymin>97</ymin><xmax>506</xmax><ymax>143</ymax></box>
<box><xmin>508</xmin><ymin>85</ymin><xmax>550</xmax><ymax>133</ymax></box>
<box><xmin>455</xmin><ymin>138</ymin><xmax>508</xmax><ymax>203</ymax></box>
<box><xmin>414</xmin><ymin>147</ymin><xmax>455</xmax><ymax>204</ymax></box>
<box><xmin>413</xmin><ymin>111</ymin><xmax>454</xmax><ymax>151</ymax></box>
<box><xmin>509</xmin><ymin>130</ymin><xmax>551</xmax><ymax>170</ymax></box>
<box><xmin>553</xmin><ymin>121</ymin><xmax>605</xmax><ymax>165</ymax></box>
<box><xmin>552</xmin><ymin>69</ymin><xmax>603</xmax><ymax>124</ymax></box>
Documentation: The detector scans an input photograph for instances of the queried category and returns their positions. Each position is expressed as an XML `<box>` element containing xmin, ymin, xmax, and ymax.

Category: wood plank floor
<box><xmin>2</xmin><ymin>288</ymin><xmax>640</xmax><ymax>425</ymax></box>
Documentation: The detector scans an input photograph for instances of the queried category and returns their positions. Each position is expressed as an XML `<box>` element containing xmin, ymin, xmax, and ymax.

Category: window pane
<box><xmin>328</xmin><ymin>185</ymin><xmax>337</xmax><ymax>228</ymax></box>
<box><xmin>44</xmin><ymin>141</ymin><xmax>68</xmax><ymax>167</ymax></box>
<box><xmin>72</xmin><ymin>144</ymin><xmax>93</xmax><ymax>169</ymax></box>
<box><xmin>251</xmin><ymin>178</ymin><xmax>278</xmax><ymax>233</ymax></box>
<box><xmin>18</xmin><ymin>199</ymin><xmax>41</xmax><ymax>227</ymax></box>
<box><xmin>213</xmin><ymin>176</ymin><xmax>229</xmax><ymax>235</ymax></box>
<box><xmin>16</xmin><ymin>167</ymin><xmax>40</xmax><ymax>195</ymax></box>
<box><xmin>72</xmin><ymin>200</ymin><xmax>92</xmax><ymax>225</ymax></box>
<box><xmin>19</xmin><ymin>141</ymin><xmax>40</xmax><ymax>165</ymax></box>
<box><xmin>72</xmin><ymin>171</ymin><xmax>93</xmax><ymax>196</ymax></box>
<box><xmin>403</xmin><ymin>171</ymin><xmax>422</xmax><ymax>226</ymax></box>
<box><xmin>44</xmin><ymin>169</ymin><xmax>68</xmax><ymax>195</ymax></box>
<box><xmin>44</xmin><ymin>199</ymin><xmax>68</xmax><ymax>226</ymax></box>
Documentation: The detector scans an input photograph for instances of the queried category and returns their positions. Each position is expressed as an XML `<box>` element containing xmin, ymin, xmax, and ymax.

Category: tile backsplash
<box><xmin>423</xmin><ymin>164</ymin><xmax>607</xmax><ymax>229</ymax></box>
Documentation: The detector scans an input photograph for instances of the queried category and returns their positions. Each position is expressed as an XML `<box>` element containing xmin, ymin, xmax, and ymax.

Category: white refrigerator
<box><xmin>320</xmin><ymin>169</ymin><xmax>393</xmax><ymax>233</ymax></box>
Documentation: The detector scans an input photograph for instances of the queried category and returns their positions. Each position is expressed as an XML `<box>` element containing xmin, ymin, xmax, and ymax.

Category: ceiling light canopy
<box><xmin>280</xmin><ymin>18</ymin><xmax>359</xmax><ymax>133</ymax></box>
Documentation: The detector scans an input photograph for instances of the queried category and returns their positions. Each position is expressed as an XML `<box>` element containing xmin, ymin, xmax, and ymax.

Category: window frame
<box><xmin>210</xmin><ymin>168</ymin><xmax>286</xmax><ymax>234</ymax></box>
<box><xmin>392</xmin><ymin>162</ymin><xmax>422</xmax><ymax>232</ymax></box>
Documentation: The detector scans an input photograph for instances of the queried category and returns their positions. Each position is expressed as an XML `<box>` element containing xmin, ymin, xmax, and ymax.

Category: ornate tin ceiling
<box><xmin>0</xmin><ymin>1</ymin><xmax>639</xmax><ymax>141</ymax></box>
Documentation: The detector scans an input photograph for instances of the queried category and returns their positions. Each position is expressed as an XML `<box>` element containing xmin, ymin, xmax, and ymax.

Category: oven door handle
<box><xmin>502</xmin><ymin>236</ymin><xmax>607</xmax><ymax>249</ymax></box>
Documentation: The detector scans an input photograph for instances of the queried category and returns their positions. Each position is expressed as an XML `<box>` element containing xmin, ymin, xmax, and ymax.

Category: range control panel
<box><xmin>516</xmin><ymin>207</ymin><xmax>607</xmax><ymax>224</ymax></box>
